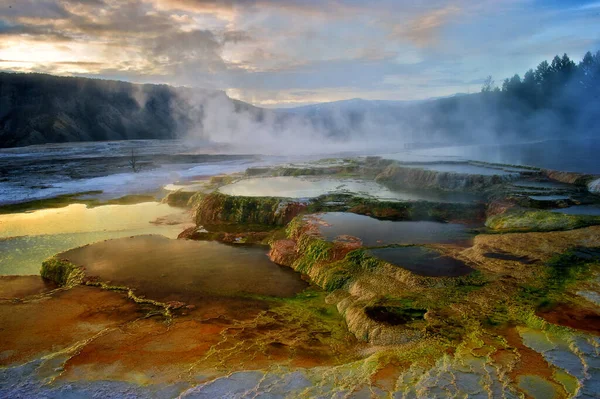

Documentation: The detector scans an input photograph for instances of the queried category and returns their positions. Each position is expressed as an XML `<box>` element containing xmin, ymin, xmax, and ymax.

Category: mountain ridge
<box><xmin>0</xmin><ymin>72</ymin><xmax>264</xmax><ymax>148</ymax></box>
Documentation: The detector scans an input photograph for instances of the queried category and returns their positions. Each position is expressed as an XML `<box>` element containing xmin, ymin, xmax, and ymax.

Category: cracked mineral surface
<box><xmin>2</xmin><ymin>156</ymin><xmax>600</xmax><ymax>398</ymax></box>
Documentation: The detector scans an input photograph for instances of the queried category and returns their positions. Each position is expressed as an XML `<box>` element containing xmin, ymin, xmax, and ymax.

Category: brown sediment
<box><xmin>487</xmin><ymin>199</ymin><xmax>519</xmax><ymax>218</ymax></box>
<box><xmin>268</xmin><ymin>239</ymin><xmax>298</xmax><ymax>267</ymax></box>
<box><xmin>537</xmin><ymin>304</ymin><xmax>600</xmax><ymax>335</ymax></box>
<box><xmin>0</xmin><ymin>284</ymin><xmax>143</xmax><ymax>367</ymax></box>
<box><xmin>331</xmin><ymin>235</ymin><xmax>363</xmax><ymax>260</ymax></box>
<box><xmin>482</xmin><ymin>252</ymin><xmax>537</xmax><ymax>264</ymax></box>
<box><xmin>330</xmin><ymin>243</ymin><xmax>363</xmax><ymax>262</ymax></box>
<box><xmin>177</xmin><ymin>226</ymin><xmax>198</xmax><ymax>239</ymax></box>
<box><xmin>1</xmin><ymin>274</ymin><xmax>361</xmax><ymax>386</ymax></box>
<box><xmin>179</xmin><ymin>228</ymin><xmax>272</xmax><ymax>245</ymax></box>
<box><xmin>22</xmin><ymin>233</ymin><xmax>364</xmax><ymax>384</ymax></box>
<box><xmin>57</xmin><ymin>302</ymin><xmax>259</xmax><ymax>384</ymax></box>
<box><xmin>370</xmin><ymin>361</ymin><xmax>407</xmax><ymax>392</ymax></box>
<box><xmin>500</xmin><ymin>327</ymin><xmax>557</xmax><ymax>383</ymax></box>
<box><xmin>502</xmin><ymin>327</ymin><xmax>570</xmax><ymax>399</ymax></box>
<box><xmin>544</xmin><ymin>170</ymin><xmax>593</xmax><ymax>186</ymax></box>
<box><xmin>0</xmin><ymin>275</ymin><xmax>58</xmax><ymax>300</ymax></box>
<box><xmin>56</xmin><ymin>295</ymin><xmax>361</xmax><ymax>384</ymax></box>
<box><xmin>461</xmin><ymin>226</ymin><xmax>600</xmax><ymax>276</ymax></box>
<box><xmin>150</xmin><ymin>211</ymin><xmax>194</xmax><ymax>226</ymax></box>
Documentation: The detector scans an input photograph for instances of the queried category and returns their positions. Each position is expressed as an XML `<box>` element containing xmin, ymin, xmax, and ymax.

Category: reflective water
<box><xmin>0</xmin><ymin>140</ymin><xmax>263</xmax><ymax>205</ymax></box>
<box><xmin>0</xmin><ymin>202</ymin><xmax>186</xmax><ymax>238</ymax></box>
<box><xmin>219</xmin><ymin>176</ymin><xmax>481</xmax><ymax>203</ymax></box>
<box><xmin>551</xmin><ymin>206</ymin><xmax>600</xmax><ymax>216</ymax></box>
<box><xmin>0</xmin><ymin>203</ymin><xmax>193</xmax><ymax>275</ymax></box>
<box><xmin>512</xmin><ymin>180</ymin><xmax>573</xmax><ymax>190</ymax></box>
<box><xmin>0</xmin><ymin>275</ymin><xmax>57</xmax><ymax>299</ymax></box>
<box><xmin>400</xmin><ymin>163</ymin><xmax>516</xmax><ymax>176</ymax></box>
<box><xmin>314</xmin><ymin>212</ymin><xmax>472</xmax><ymax>246</ymax></box>
<box><xmin>60</xmin><ymin>235</ymin><xmax>308</xmax><ymax>303</ymax></box>
<box><xmin>529</xmin><ymin>195</ymin><xmax>571</xmax><ymax>201</ymax></box>
<box><xmin>369</xmin><ymin>247</ymin><xmax>474</xmax><ymax>276</ymax></box>
<box><xmin>410</xmin><ymin>138</ymin><xmax>600</xmax><ymax>174</ymax></box>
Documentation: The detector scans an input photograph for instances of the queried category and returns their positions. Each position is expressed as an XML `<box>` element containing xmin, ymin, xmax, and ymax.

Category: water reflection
<box><xmin>369</xmin><ymin>246</ymin><xmax>474</xmax><ymax>277</ymax></box>
<box><xmin>219</xmin><ymin>176</ymin><xmax>481</xmax><ymax>203</ymax></box>
<box><xmin>314</xmin><ymin>212</ymin><xmax>472</xmax><ymax>246</ymax></box>
<box><xmin>60</xmin><ymin>235</ymin><xmax>308</xmax><ymax>303</ymax></box>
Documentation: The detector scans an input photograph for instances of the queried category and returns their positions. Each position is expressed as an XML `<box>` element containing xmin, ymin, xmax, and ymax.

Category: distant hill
<box><xmin>1</xmin><ymin>50</ymin><xmax>597</xmax><ymax>149</ymax></box>
<box><xmin>0</xmin><ymin>73</ymin><xmax>263</xmax><ymax>148</ymax></box>
<box><xmin>275</xmin><ymin>50</ymin><xmax>599</xmax><ymax>145</ymax></box>
<box><xmin>272</xmin><ymin>92</ymin><xmax>520</xmax><ymax>144</ymax></box>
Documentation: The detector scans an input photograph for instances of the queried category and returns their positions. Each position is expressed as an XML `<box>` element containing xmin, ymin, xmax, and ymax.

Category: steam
<box><xmin>170</xmin><ymin>86</ymin><xmax>591</xmax><ymax>157</ymax></box>
<box><xmin>171</xmin><ymin>90</ymin><xmax>413</xmax><ymax>155</ymax></box>
<box><xmin>164</xmin><ymin>50</ymin><xmax>600</xmax><ymax>163</ymax></box>
<box><xmin>589</xmin><ymin>178</ymin><xmax>600</xmax><ymax>194</ymax></box>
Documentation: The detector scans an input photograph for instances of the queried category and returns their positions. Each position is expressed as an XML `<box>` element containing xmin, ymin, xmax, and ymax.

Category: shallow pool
<box><xmin>400</xmin><ymin>163</ymin><xmax>517</xmax><ymax>176</ymax></box>
<box><xmin>313</xmin><ymin>212</ymin><xmax>472</xmax><ymax>246</ymax></box>
<box><xmin>551</xmin><ymin>205</ymin><xmax>600</xmax><ymax>216</ymax></box>
<box><xmin>512</xmin><ymin>180</ymin><xmax>572</xmax><ymax>190</ymax></box>
<box><xmin>219</xmin><ymin>176</ymin><xmax>481</xmax><ymax>203</ymax></box>
<box><xmin>0</xmin><ymin>203</ymin><xmax>192</xmax><ymax>275</ymax></box>
<box><xmin>529</xmin><ymin>195</ymin><xmax>571</xmax><ymax>201</ymax></box>
<box><xmin>369</xmin><ymin>246</ymin><xmax>474</xmax><ymax>277</ymax></box>
<box><xmin>60</xmin><ymin>235</ymin><xmax>308</xmax><ymax>303</ymax></box>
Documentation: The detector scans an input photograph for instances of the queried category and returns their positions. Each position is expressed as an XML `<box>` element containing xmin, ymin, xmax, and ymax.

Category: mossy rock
<box><xmin>514</xmin><ymin>247</ymin><xmax>599</xmax><ymax>319</ymax></box>
<box><xmin>375</xmin><ymin>163</ymin><xmax>509</xmax><ymax>192</ymax></box>
<box><xmin>486</xmin><ymin>209</ymin><xmax>600</xmax><ymax>232</ymax></box>
<box><xmin>308</xmin><ymin>194</ymin><xmax>485</xmax><ymax>224</ymax></box>
<box><xmin>290</xmin><ymin>238</ymin><xmax>384</xmax><ymax>292</ymax></box>
<box><xmin>545</xmin><ymin>247</ymin><xmax>599</xmax><ymax>291</ymax></box>
<box><xmin>41</xmin><ymin>257</ymin><xmax>84</xmax><ymax>287</ymax></box>
<box><xmin>194</xmin><ymin>192</ymin><xmax>306</xmax><ymax>226</ymax></box>
<box><xmin>162</xmin><ymin>190</ymin><xmax>195</xmax><ymax>208</ymax></box>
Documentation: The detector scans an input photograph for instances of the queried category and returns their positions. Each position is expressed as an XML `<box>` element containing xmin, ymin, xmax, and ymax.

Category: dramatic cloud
<box><xmin>1</xmin><ymin>0</ymin><xmax>599</xmax><ymax>105</ymax></box>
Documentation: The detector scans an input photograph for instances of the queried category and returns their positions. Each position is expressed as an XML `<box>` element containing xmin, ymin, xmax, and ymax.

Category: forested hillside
<box><xmin>1</xmin><ymin>50</ymin><xmax>598</xmax><ymax>149</ymax></box>
<box><xmin>0</xmin><ymin>73</ymin><xmax>261</xmax><ymax>148</ymax></box>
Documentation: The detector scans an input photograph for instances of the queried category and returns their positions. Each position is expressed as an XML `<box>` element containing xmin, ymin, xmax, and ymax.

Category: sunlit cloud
<box><xmin>0</xmin><ymin>0</ymin><xmax>598</xmax><ymax>105</ymax></box>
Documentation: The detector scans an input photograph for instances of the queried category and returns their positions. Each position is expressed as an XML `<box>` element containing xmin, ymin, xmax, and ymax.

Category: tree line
<box><xmin>482</xmin><ymin>51</ymin><xmax>600</xmax><ymax>110</ymax></box>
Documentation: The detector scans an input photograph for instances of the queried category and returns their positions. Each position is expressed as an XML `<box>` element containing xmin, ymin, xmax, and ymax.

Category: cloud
<box><xmin>223</xmin><ymin>30</ymin><xmax>253</xmax><ymax>43</ymax></box>
<box><xmin>390</xmin><ymin>5</ymin><xmax>461</xmax><ymax>47</ymax></box>
<box><xmin>574</xmin><ymin>1</ymin><xmax>600</xmax><ymax>11</ymax></box>
<box><xmin>0</xmin><ymin>0</ymin><xmax>599</xmax><ymax>105</ymax></box>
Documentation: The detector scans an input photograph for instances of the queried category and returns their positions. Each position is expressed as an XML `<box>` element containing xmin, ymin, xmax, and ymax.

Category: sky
<box><xmin>0</xmin><ymin>0</ymin><xmax>599</xmax><ymax>107</ymax></box>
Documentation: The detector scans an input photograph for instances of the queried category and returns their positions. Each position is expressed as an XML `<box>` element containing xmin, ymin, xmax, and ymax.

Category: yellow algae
<box><xmin>554</xmin><ymin>369</ymin><xmax>580</xmax><ymax>398</ymax></box>
<box><xmin>518</xmin><ymin>375</ymin><xmax>563</xmax><ymax>399</ymax></box>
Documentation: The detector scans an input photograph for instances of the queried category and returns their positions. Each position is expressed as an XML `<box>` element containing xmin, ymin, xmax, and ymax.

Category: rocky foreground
<box><xmin>2</xmin><ymin>157</ymin><xmax>600</xmax><ymax>398</ymax></box>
